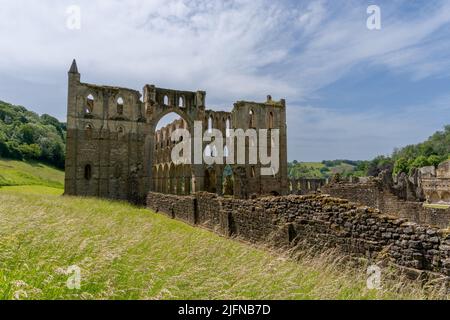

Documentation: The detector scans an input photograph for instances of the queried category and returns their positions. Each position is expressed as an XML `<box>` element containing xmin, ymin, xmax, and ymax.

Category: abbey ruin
<box><xmin>64</xmin><ymin>60</ymin><xmax>450</xmax><ymax>280</ymax></box>
<box><xmin>64</xmin><ymin>60</ymin><xmax>288</xmax><ymax>203</ymax></box>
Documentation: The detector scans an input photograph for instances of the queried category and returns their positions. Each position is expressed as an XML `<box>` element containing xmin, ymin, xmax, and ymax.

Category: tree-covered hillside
<box><xmin>0</xmin><ymin>100</ymin><xmax>66</xmax><ymax>168</ymax></box>
<box><xmin>289</xmin><ymin>125</ymin><xmax>450</xmax><ymax>179</ymax></box>
<box><xmin>365</xmin><ymin>125</ymin><xmax>450</xmax><ymax>176</ymax></box>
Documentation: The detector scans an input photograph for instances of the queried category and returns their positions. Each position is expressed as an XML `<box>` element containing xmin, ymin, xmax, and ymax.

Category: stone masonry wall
<box><xmin>147</xmin><ymin>192</ymin><xmax>450</xmax><ymax>278</ymax></box>
<box><xmin>322</xmin><ymin>181</ymin><xmax>450</xmax><ymax>229</ymax></box>
<box><xmin>195</xmin><ymin>193</ymin><xmax>223</xmax><ymax>231</ymax></box>
<box><xmin>146</xmin><ymin>193</ymin><xmax>196</xmax><ymax>224</ymax></box>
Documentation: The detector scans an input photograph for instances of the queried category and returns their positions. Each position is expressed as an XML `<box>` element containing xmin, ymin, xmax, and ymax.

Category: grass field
<box><xmin>0</xmin><ymin>159</ymin><xmax>447</xmax><ymax>300</ymax></box>
<box><xmin>0</xmin><ymin>158</ymin><xmax>64</xmax><ymax>189</ymax></box>
<box><xmin>1</xmin><ymin>186</ymin><xmax>448</xmax><ymax>300</ymax></box>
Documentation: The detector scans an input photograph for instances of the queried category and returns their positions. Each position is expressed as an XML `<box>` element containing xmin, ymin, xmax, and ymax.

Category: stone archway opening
<box><xmin>152</xmin><ymin>112</ymin><xmax>192</xmax><ymax>195</ymax></box>
<box><xmin>441</xmin><ymin>192</ymin><xmax>450</xmax><ymax>204</ymax></box>
<box><xmin>222</xmin><ymin>164</ymin><xmax>234</xmax><ymax>197</ymax></box>
<box><xmin>429</xmin><ymin>191</ymin><xmax>440</xmax><ymax>204</ymax></box>
<box><xmin>204</xmin><ymin>167</ymin><xmax>217</xmax><ymax>194</ymax></box>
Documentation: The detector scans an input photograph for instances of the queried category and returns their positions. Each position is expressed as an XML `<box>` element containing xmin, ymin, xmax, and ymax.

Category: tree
<box><xmin>0</xmin><ymin>100</ymin><xmax>66</xmax><ymax>168</ymax></box>
<box><xmin>428</xmin><ymin>155</ymin><xmax>443</xmax><ymax>167</ymax></box>
<box><xmin>393</xmin><ymin>157</ymin><xmax>409</xmax><ymax>176</ymax></box>
<box><xmin>17</xmin><ymin>144</ymin><xmax>41</xmax><ymax>160</ymax></box>
<box><xmin>367</xmin><ymin>156</ymin><xmax>394</xmax><ymax>176</ymax></box>
<box><xmin>409</xmin><ymin>156</ymin><xmax>430</xmax><ymax>173</ymax></box>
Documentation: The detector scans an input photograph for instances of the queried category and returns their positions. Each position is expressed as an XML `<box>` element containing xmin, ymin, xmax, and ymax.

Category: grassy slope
<box><xmin>0</xmin><ymin>159</ymin><xmax>446</xmax><ymax>300</ymax></box>
<box><xmin>0</xmin><ymin>158</ymin><xmax>64</xmax><ymax>190</ymax></box>
<box><xmin>0</xmin><ymin>187</ymin><xmax>446</xmax><ymax>300</ymax></box>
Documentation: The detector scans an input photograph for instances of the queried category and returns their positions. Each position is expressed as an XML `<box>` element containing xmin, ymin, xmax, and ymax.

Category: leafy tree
<box><xmin>365</xmin><ymin>125</ymin><xmax>450</xmax><ymax>177</ymax></box>
<box><xmin>0</xmin><ymin>100</ymin><xmax>66</xmax><ymax>168</ymax></box>
<box><xmin>17</xmin><ymin>144</ymin><xmax>41</xmax><ymax>159</ymax></box>
<box><xmin>428</xmin><ymin>155</ymin><xmax>444</xmax><ymax>167</ymax></box>
<box><xmin>367</xmin><ymin>156</ymin><xmax>394</xmax><ymax>176</ymax></box>
<box><xmin>393</xmin><ymin>157</ymin><xmax>409</xmax><ymax>175</ymax></box>
<box><xmin>409</xmin><ymin>156</ymin><xmax>430</xmax><ymax>173</ymax></box>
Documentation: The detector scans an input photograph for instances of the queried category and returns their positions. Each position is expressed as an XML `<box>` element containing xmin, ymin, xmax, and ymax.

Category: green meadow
<box><xmin>0</xmin><ymin>159</ymin><xmax>447</xmax><ymax>300</ymax></box>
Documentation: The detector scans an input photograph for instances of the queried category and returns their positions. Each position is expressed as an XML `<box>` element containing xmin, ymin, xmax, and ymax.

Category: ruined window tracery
<box><xmin>268</xmin><ymin>112</ymin><xmax>274</xmax><ymax>129</ymax></box>
<box><xmin>249</xmin><ymin>109</ymin><xmax>255</xmax><ymax>128</ymax></box>
<box><xmin>86</xmin><ymin>94</ymin><xmax>94</xmax><ymax>114</ymax></box>
<box><xmin>178</xmin><ymin>96</ymin><xmax>184</xmax><ymax>107</ymax></box>
<box><xmin>117</xmin><ymin>97</ymin><xmax>124</xmax><ymax>115</ymax></box>
<box><xmin>85</xmin><ymin>123</ymin><xmax>93</xmax><ymax>139</ymax></box>
<box><xmin>208</xmin><ymin>116</ymin><xmax>213</xmax><ymax>133</ymax></box>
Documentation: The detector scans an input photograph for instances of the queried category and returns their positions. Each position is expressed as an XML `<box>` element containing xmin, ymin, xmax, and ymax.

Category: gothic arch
<box><xmin>429</xmin><ymin>191</ymin><xmax>440</xmax><ymax>203</ymax></box>
<box><xmin>441</xmin><ymin>191</ymin><xmax>450</xmax><ymax>203</ymax></box>
<box><xmin>151</xmin><ymin>107</ymin><xmax>194</xmax><ymax>131</ymax></box>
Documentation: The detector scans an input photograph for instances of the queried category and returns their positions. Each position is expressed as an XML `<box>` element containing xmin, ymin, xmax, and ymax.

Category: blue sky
<box><xmin>0</xmin><ymin>0</ymin><xmax>449</xmax><ymax>161</ymax></box>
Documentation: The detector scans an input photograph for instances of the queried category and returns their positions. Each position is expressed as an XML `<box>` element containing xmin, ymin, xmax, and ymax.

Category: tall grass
<box><xmin>0</xmin><ymin>187</ymin><xmax>447</xmax><ymax>300</ymax></box>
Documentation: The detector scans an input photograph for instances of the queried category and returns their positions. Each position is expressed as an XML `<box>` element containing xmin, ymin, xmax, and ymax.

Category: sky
<box><xmin>0</xmin><ymin>0</ymin><xmax>449</xmax><ymax>161</ymax></box>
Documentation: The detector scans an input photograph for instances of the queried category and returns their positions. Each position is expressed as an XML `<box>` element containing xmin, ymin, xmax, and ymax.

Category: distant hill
<box><xmin>290</xmin><ymin>125</ymin><xmax>450</xmax><ymax>179</ymax></box>
<box><xmin>0</xmin><ymin>100</ymin><xmax>66</xmax><ymax>168</ymax></box>
<box><xmin>288</xmin><ymin>160</ymin><xmax>366</xmax><ymax>179</ymax></box>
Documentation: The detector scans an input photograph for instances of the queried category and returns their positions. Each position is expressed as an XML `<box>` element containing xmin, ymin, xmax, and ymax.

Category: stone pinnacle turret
<box><xmin>69</xmin><ymin>59</ymin><xmax>79</xmax><ymax>74</ymax></box>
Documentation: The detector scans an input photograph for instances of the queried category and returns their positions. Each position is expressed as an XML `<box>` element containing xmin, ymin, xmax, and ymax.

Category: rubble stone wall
<box><xmin>322</xmin><ymin>181</ymin><xmax>450</xmax><ymax>229</ymax></box>
<box><xmin>147</xmin><ymin>192</ymin><xmax>450</xmax><ymax>278</ymax></box>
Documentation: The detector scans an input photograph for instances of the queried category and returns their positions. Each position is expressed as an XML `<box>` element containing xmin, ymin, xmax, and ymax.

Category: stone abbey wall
<box><xmin>422</xmin><ymin>161</ymin><xmax>450</xmax><ymax>204</ymax></box>
<box><xmin>321</xmin><ymin>179</ymin><xmax>450</xmax><ymax>229</ymax></box>
<box><xmin>65</xmin><ymin>60</ymin><xmax>289</xmax><ymax>203</ymax></box>
<box><xmin>289</xmin><ymin>178</ymin><xmax>327</xmax><ymax>195</ymax></box>
<box><xmin>147</xmin><ymin>192</ymin><xmax>450</xmax><ymax>278</ymax></box>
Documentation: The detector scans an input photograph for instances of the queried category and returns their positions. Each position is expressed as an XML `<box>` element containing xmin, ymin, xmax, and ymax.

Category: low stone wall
<box><xmin>147</xmin><ymin>193</ymin><xmax>196</xmax><ymax>224</ymax></box>
<box><xmin>147</xmin><ymin>192</ymin><xmax>450</xmax><ymax>278</ymax></box>
<box><xmin>196</xmin><ymin>193</ymin><xmax>223</xmax><ymax>231</ymax></box>
<box><xmin>321</xmin><ymin>182</ymin><xmax>379</xmax><ymax>208</ymax></box>
<box><xmin>322</xmin><ymin>182</ymin><xmax>450</xmax><ymax>229</ymax></box>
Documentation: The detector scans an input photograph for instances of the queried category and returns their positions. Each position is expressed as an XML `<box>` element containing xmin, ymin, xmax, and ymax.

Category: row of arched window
<box><xmin>249</xmin><ymin>110</ymin><xmax>274</xmax><ymax>129</ymax></box>
<box><xmin>204</xmin><ymin>145</ymin><xmax>230</xmax><ymax>158</ymax></box>
<box><xmin>206</xmin><ymin>116</ymin><xmax>232</xmax><ymax>135</ymax></box>
<box><xmin>84</xmin><ymin>123</ymin><xmax>126</xmax><ymax>139</ymax></box>
<box><xmin>84</xmin><ymin>94</ymin><xmax>126</xmax><ymax>116</ymax></box>
<box><xmin>162</xmin><ymin>95</ymin><xmax>186</xmax><ymax>108</ymax></box>
<box><xmin>205</xmin><ymin>111</ymin><xmax>274</xmax><ymax>134</ymax></box>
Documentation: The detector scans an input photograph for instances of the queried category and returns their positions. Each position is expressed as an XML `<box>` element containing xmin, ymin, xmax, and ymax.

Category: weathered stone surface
<box><xmin>147</xmin><ymin>192</ymin><xmax>450</xmax><ymax>278</ymax></box>
<box><xmin>422</xmin><ymin>160</ymin><xmax>450</xmax><ymax>205</ymax></box>
<box><xmin>322</xmin><ymin>176</ymin><xmax>450</xmax><ymax>228</ymax></box>
<box><xmin>64</xmin><ymin>61</ymin><xmax>288</xmax><ymax>203</ymax></box>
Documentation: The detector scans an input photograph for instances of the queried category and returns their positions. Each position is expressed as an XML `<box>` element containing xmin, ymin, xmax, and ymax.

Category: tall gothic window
<box><xmin>249</xmin><ymin>109</ymin><xmax>255</xmax><ymax>128</ymax></box>
<box><xmin>86</xmin><ymin>94</ymin><xmax>94</xmax><ymax>114</ymax></box>
<box><xmin>84</xmin><ymin>164</ymin><xmax>92</xmax><ymax>180</ymax></box>
<box><xmin>117</xmin><ymin>97</ymin><xmax>124</xmax><ymax>115</ymax></box>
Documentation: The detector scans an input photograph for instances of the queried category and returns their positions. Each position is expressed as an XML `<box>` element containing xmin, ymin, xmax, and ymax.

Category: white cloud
<box><xmin>1</xmin><ymin>0</ymin><xmax>450</xmax><ymax>100</ymax></box>
<box><xmin>289</xmin><ymin>95</ymin><xmax>450</xmax><ymax>161</ymax></box>
<box><xmin>0</xmin><ymin>0</ymin><xmax>450</xmax><ymax>160</ymax></box>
